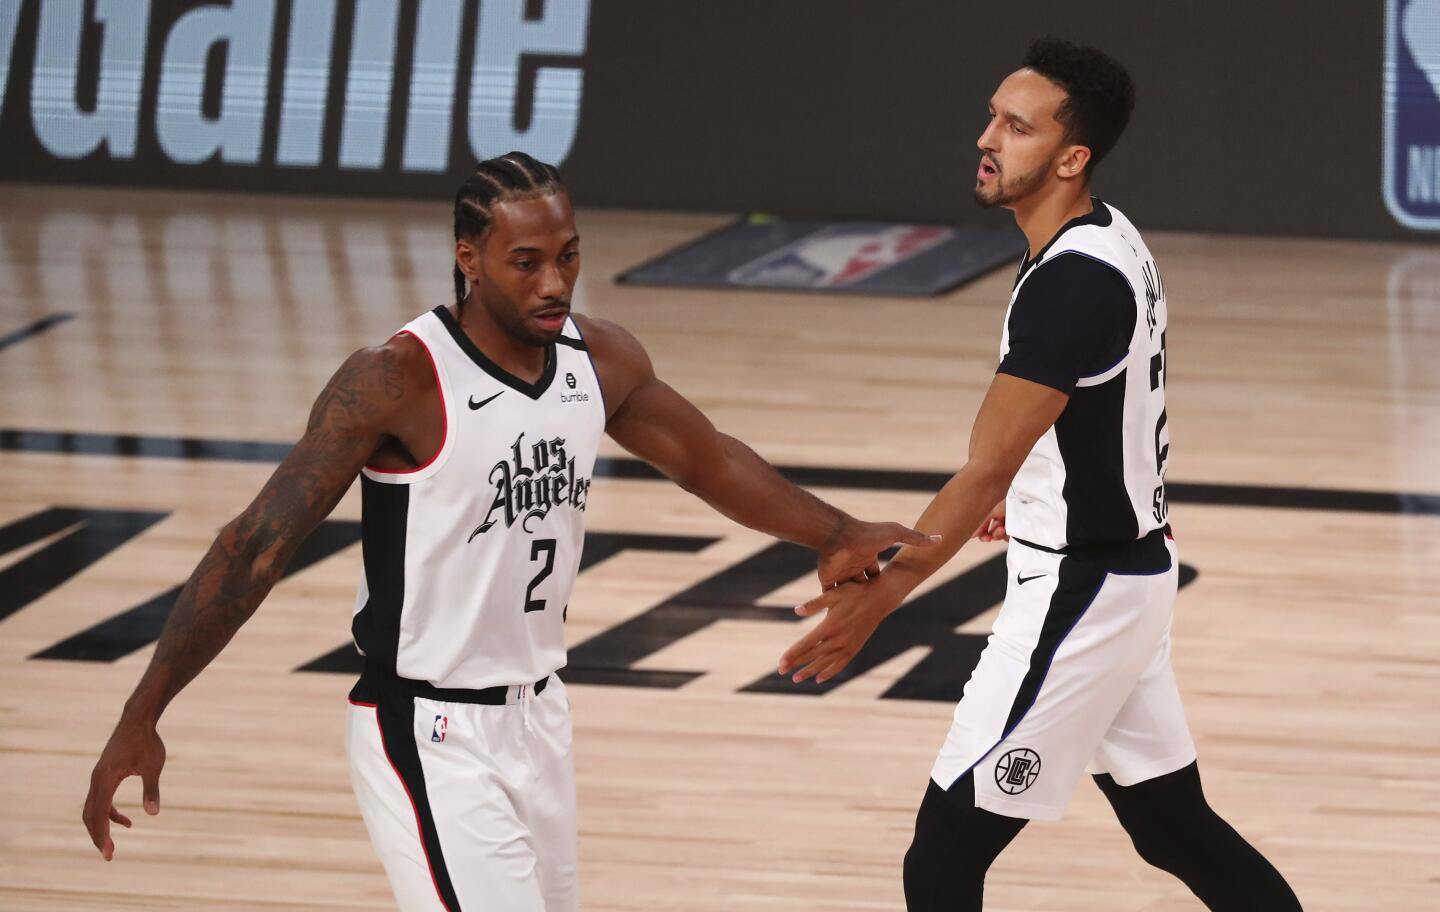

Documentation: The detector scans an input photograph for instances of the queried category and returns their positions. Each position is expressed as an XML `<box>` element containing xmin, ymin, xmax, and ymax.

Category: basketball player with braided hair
<box><xmin>81</xmin><ymin>151</ymin><xmax>937</xmax><ymax>911</ymax></box>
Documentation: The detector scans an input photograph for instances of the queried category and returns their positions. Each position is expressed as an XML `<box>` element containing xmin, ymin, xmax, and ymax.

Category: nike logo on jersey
<box><xmin>1017</xmin><ymin>573</ymin><xmax>1044</xmax><ymax>585</ymax></box>
<box><xmin>468</xmin><ymin>391</ymin><xmax>503</xmax><ymax>410</ymax></box>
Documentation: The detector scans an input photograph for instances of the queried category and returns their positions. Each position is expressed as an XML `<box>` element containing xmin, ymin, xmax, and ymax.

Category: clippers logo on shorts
<box><xmin>727</xmin><ymin>224</ymin><xmax>954</xmax><ymax>288</ymax></box>
<box><xmin>431</xmin><ymin>715</ymin><xmax>448</xmax><ymax>743</ymax></box>
<box><xmin>1384</xmin><ymin>0</ymin><xmax>1440</xmax><ymax>229</ymax></box>
<box><xmin>468</xmin><ymin>432</ymin><xmax>592</xmax><ymax>541</ymax></box>
<box><xmin>995</xmin><ymin>748</ymin><xmax>1042</xmax><ymax>795</ymax></box>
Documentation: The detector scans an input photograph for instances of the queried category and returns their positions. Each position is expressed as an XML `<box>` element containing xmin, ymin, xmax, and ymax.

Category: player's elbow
<box><xmin>216</xmin><ymin>513</ymin><xmax>288</xmax><ymax>590</ymax></box>
<box><xmin>961</xmin><ymin>457</ymin><xmax>1015</xmax><ymax>505</ymax></box>
<box><xmin>249</xmin><ymin>547</ymin><xmax>288</xmax><ymax>590</ymax></box>
<box><xmin>668</xmin><ymin>455</ymin><xmax>713</xmax><ymax>497</ymax></box>
<box><xmin>669</xmin><ymin>433</ymin><xmax>741</xmax><ymax>495</ymax></box>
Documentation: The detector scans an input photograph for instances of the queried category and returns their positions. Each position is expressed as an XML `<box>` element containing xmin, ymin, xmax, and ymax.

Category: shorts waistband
<box><xmin>352</xmin><ymin>663</ymin><xmax>549</xmax><ymax>705</ymax></box>
<box><xmin>1012</xmin><ymin>525</ymin><xmax>1173</xmax><ymax>569</ymax></box>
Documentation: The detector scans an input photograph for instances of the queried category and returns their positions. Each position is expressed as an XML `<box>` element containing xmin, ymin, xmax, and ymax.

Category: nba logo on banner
<box><xmin>1385</xmin><ymin>0</ymin><xmax>1440</xmax><ymax>229</ymax></box>
<box><xmin>431</xmin><ymin>715</ymin><xmax>448</xmax><ymax>743</ymax></box>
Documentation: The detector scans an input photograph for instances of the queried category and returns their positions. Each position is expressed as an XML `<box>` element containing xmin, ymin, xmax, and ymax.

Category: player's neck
<box><xmin>1013</xmin><ymin>184</ymin><xmax>1094</xmax><ymax>262</ymax></box>
<box><xmin>455</xmin><ymin>297</ymin><xmax>548</xmax><ymax>380</ymax></box>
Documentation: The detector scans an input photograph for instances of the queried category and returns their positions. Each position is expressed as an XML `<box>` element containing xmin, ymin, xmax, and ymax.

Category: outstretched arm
<box><xmin>580</xmin><ymin>316</ymin><xmax>936</xmax><ymax>583</ymax></box>
<box><xmin>82</xmin><ymin>340</ymin><xmax>419</xmax><ymax>860</ymax></box>
<box><xmin>778</xmin><ymin>373</ymin><xmax>1068</xmax><ymax>682</ymax></box>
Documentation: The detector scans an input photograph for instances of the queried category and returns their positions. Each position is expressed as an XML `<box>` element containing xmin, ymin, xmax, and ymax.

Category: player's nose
<box><xmin>977</xmin><ymin>122</ymin><xmax>998</xmax><ymax>153</ymax></box>
<box><xmin>536</xmin><ymin>262</ymin><xmax>567</xmax><ymax>300</ymax></box>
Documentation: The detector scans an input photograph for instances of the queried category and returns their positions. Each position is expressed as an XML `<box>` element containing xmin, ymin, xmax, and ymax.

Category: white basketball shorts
<box><xmin>346</xmin><ymin>671</ymin><xmax>577</xmax><ymax>911</ymax></box>
<box><xmin>930</xmin><ymin>529</ymin><xmax>1197</xmax><ymax>820</ymax></box>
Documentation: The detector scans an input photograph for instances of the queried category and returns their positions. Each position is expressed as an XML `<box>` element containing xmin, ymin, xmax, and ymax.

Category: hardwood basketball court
<box><xmin>1</xmin><ymin>184</ymin><xmax>1437</xmax><ymax>910</ymax></box>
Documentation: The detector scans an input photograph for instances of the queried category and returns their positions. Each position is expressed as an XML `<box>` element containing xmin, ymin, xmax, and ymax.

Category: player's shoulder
<box><xmin>324</xmin><ymin>332</ymin><xmax>435</xmax><ymax>416</ymax></box>
<box><xmin>571</xmin><ymin>314</ymin><xmax>653</xmax><ymax>411</ymax></box>
<box><xmin>1049</xmin><ymin>201</ymin><xmax>1146</xmax><ymax>268</ymax></box>
<box><xmin>571</xmin><ymin>314</ymin><xmax>649</xmax><ymax>366</ymax></box>
<box><xmin>1022</xmin><ymin>250</ymin><xmax>1132</xmax><ymax>304</ymax></box>
<box><xmin>376</xmin><ymin>327</ymin><xmax>439</xmax><ymax>383</ymax></box>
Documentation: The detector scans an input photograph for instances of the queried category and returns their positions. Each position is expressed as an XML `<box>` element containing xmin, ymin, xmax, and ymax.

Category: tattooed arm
<box><xmin>82</xmin><ymin>336</ymin><xmax>428</xmax><ymax>860</ymax></box>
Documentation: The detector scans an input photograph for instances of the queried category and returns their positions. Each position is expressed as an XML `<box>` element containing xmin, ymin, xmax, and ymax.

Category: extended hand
<box><xmin>975</xmin><ymin>500</ymin><xmax>1008</xmax><ymax>543</ymax></box>
<box><xmin>83</xmin><ymin>720</ymin><xmax>166</xmax><ymax>860</ymax></box>
<box><xmin>818</xmin><ymin>519</ymin><xmax>939</xmax><ymax>589</ymax></box>
<box><xmin>778</xmin><ymin>580</ymin><xmax>900</xmax><ymax>684</ymax></box>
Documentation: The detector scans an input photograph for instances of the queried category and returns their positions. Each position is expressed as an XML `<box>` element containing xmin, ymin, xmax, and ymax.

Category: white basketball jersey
<box><xmin>1001</xmin><ymin>202</ymin><xmax>1170</xmax><ymax>551</ymax></box>
<box><xmin>350</xmin><ymin>306</ymin><xmax>605</xmax><ymax>689</ymax></box>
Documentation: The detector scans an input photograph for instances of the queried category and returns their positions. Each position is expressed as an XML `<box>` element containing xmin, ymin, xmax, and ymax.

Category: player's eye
<box><xmin>514</xmin><ymin>259</ymin><xmax>534</xmax><ymax>270</ymax></box>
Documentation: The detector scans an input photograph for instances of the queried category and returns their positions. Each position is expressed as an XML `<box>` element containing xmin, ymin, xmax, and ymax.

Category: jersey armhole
<box><xmin>362</xmin><ymin>329</ymin><xmax>453</xmax><ymax>485</ymax></box>
<box><xmin>1073</xmin><ymin>348</ymin><xmax>1130</xmax><ymax>387</ymax></box>
<box><xmin>565</xmin><ymin>316</ymin><xmax>609</xmax><ymax>420</ymax></box>
<box><xmin>1036</xmin><ymin>249</ymin><xmax>1137</xmax><ymax>389</ymax></box>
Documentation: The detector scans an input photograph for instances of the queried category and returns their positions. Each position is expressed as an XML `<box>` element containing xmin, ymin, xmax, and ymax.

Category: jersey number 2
<box><xmin>525</xmin><ymin>539</ymin><xmax>556</xmax><ymax>613</ymax></box>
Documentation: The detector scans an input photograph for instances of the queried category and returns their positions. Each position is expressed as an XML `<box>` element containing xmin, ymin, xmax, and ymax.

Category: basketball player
<box><xmin>778</xmin><ymin>39</ymin><xmax>1304</xmax><ymax>911</ymax></box>
<box><xmin>80</xmin><ymin>152</ymin><xmax>938</xmax><ymax>911</ymax></box>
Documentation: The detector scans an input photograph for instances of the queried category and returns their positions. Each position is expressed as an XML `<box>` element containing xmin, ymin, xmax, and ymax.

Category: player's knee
<box><xmin>903</xmin><ymin>820</ymin><xmax>987</xmax><ymax>911</ymax></box>
<box><xmin>905</xmin><ymin>781</ymin><xmax>983</xmax><ymax>878</ymax></box>
<box><xmin>1095</xmin><ymin>763</ymin><xmax>1209</xmax><ymax>873</ymax></box>
<box><xmin>901</xmin><ymin>837</ymin><xmax>940</xmax><ymax>895</ymax></box>
<box><xmin>903</xmin><ymin>776</ymin><xmax>1026</xmax><ymax>910</ymax></box>
<box><xmin>1128</xmin><ymin>824</ymin><xmax>1188</xmax><ymax>873</ymax></box>
<box><xmin>1104</xmin><ymin>797</ymin><xmax>1183</xmax><ymax>871</ymax></box>
<box><xmin>903</xmin><ymin>821</ymin><xmax>985</xmax><ymax>883</ymax></box>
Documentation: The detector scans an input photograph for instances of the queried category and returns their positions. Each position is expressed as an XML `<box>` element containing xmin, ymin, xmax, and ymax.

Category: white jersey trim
<box><xmin>1074</xmin><ymin>350</ymin><xmax>1129</xmax><ymax>387</ymax></box>
<box><xmin>565</xmin><ymin>316</ymin><xmax>607</xmax><ymax>419</ymax></box>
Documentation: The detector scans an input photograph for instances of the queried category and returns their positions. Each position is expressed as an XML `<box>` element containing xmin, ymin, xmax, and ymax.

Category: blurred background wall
<box><xmin>0</xmin><ymin>0</ymin><xmax>1431</xmax><ymax>240</ymax></box>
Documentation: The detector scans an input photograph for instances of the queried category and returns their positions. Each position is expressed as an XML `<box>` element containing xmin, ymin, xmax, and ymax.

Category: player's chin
<box><xmin>976</xmin><ymin>178</ymin><xmax>1015</xmax><ymax>209</ymax></box>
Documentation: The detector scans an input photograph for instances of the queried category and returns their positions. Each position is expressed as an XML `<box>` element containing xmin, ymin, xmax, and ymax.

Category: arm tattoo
<box><xmin>306</xmin><ymin>347</ymin><xmax>405</xmax><ymax>434</ymax></box>
<box><xmin>129</xmin><ymin>348</ymin><xmax>404</xmax><ymax>721</ymax></box>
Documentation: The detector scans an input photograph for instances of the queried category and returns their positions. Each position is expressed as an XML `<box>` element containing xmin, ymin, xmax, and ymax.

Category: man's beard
<box><xmin>974</xmin><ymin>162</ymin><xmax>1047</xmax><ymax>209</ymax></box>
<box><xmin>487</xmin><ymin>297</ymin><xmax>567</xmax><ymax>347</ymax></box>
<box><xmin>509</xmin><ymin>309</ymin><xmax>566</xmax><ymax>346</ymax></box>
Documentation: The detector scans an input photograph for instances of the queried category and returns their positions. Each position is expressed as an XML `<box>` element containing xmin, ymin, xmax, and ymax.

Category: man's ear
<box><xmin>455</xmin><ymin>237</ymin><xmax>482</xmax><ymax>283</ymax></box>
<box><xmin>1058</xmin><ymin>144</ymin><xmax>1092</xmax><ymax>180</ymax></box>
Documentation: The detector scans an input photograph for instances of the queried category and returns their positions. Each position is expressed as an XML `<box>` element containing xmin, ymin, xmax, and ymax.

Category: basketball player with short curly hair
<box><xmin>780</xmin><ymin>39</ymin><xmax>1304</xmax><ymax>911</ymax></box>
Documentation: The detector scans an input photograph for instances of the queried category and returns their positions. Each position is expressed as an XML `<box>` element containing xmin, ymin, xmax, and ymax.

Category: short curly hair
<box><xmin>1022</xmin><ymin>37</ymin><xmax>1135</xmax><ymax>177</ymax></box>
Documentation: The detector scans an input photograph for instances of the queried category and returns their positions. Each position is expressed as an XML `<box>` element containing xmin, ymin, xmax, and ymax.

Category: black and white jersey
<box><xmin>350</xmin><ymin>306</ymin><xmax>605</xmax><ymax>690</ymax></box>
<box><xmin>998</xmin><ymin>200</ymin><xmax>1169</xmax><ymax>552</ymax></box>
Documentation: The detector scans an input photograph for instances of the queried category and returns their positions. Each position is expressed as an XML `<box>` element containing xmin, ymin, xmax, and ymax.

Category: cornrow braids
<box><xmin>452</xmin><ymin>151</ymin><xmax>566</xmax><ymax>315</ymax></box>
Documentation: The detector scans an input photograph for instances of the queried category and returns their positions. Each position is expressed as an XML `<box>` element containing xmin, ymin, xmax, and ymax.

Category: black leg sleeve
<box><xmin>903</xmin><ymin>774</ymin><xmax>1028</xmax><ymax>912</ymax></box>
<box><xmin>1095</xmin><ymin>762</ymin><xmax>1303</xmax><ymax>911</ymax></box>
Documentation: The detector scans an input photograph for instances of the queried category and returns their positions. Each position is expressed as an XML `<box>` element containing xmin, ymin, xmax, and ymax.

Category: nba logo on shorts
<box><xmin>431</xmin><ymin>715</ymin><xmax>448</xmax><ymax>743</ymax></box>
<box><xmin>1384</xmin><ymin>0</ymin><xmax>1440</xmax><ymax>229</ymax></box>
<box><xmin>995</xmin><ymin>748</ymin><xmax>1042</xmax><ymax>795</ymax></box>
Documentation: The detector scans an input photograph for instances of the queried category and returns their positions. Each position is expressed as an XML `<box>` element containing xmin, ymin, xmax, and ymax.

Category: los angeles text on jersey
<box><xmin>469</xmin><ymin>432</ymin><xmax>592</xmax><ymax>541</ymax></box>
